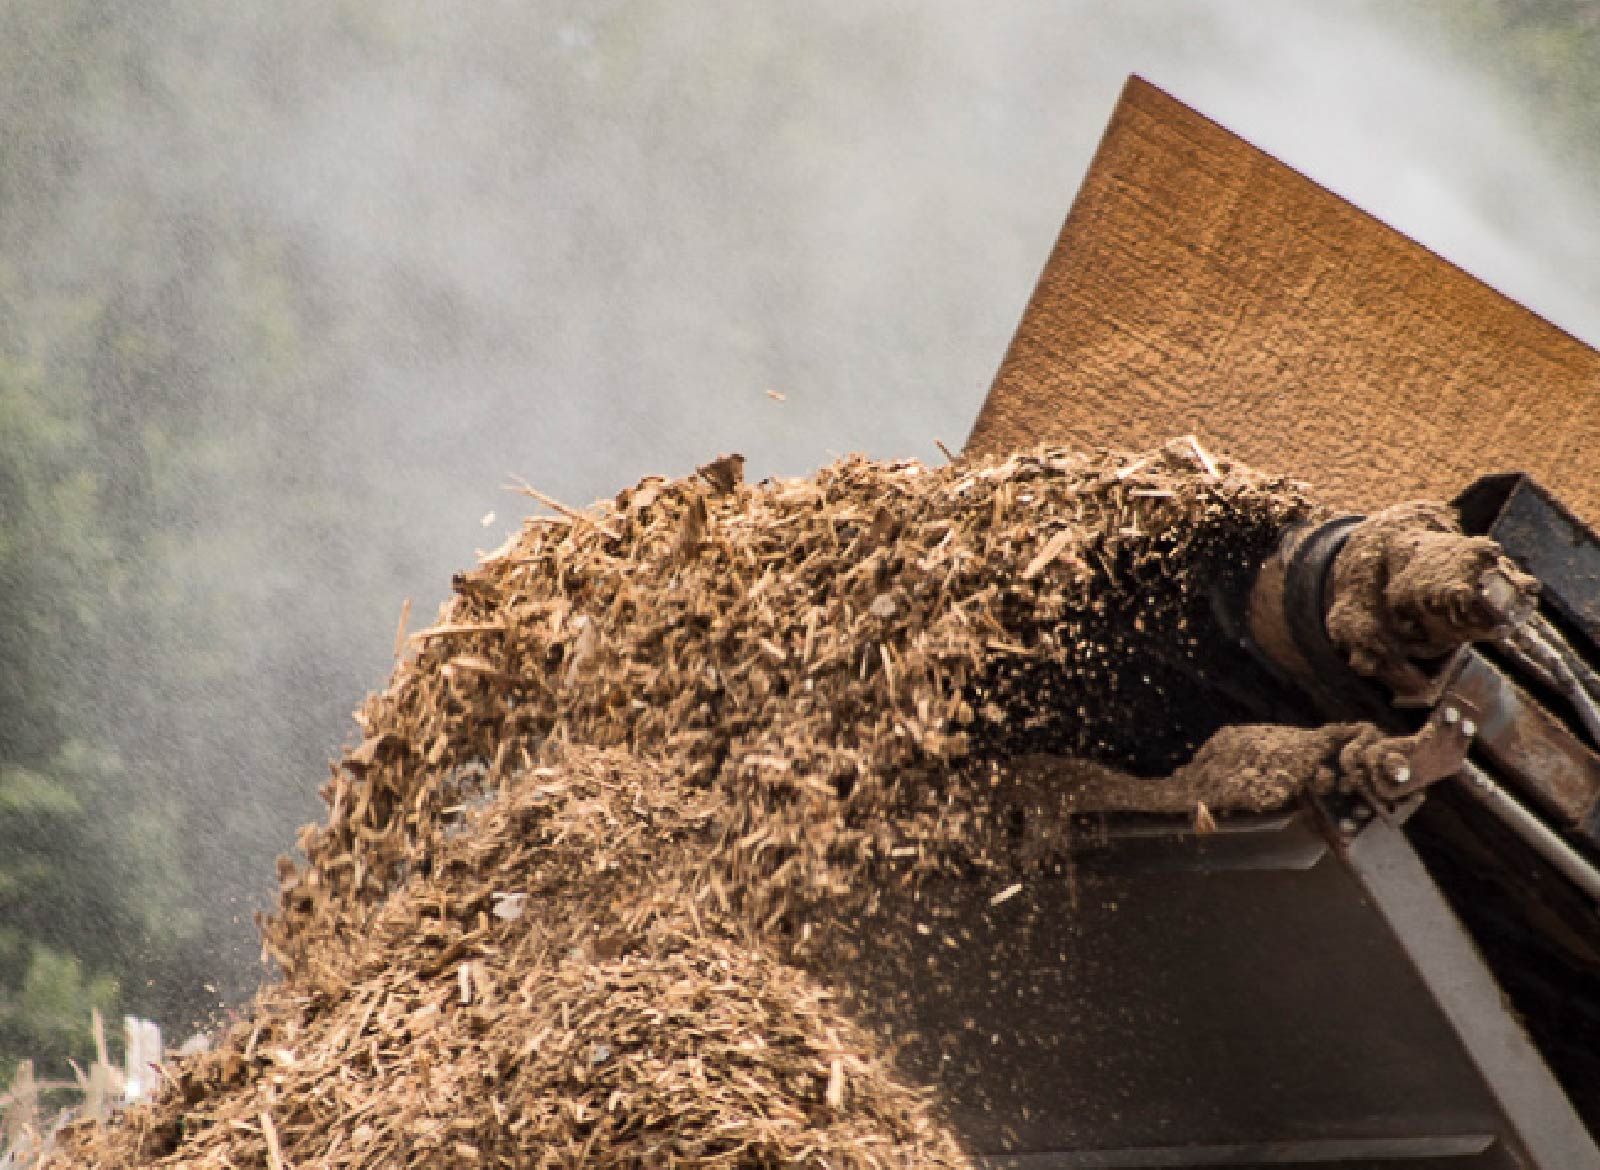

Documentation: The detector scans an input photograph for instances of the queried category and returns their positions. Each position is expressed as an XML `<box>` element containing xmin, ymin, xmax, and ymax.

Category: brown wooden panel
<box><xmin>967</xmin><ymin>76</ymin><xmax>1600</xmax><ymax>525</ymax></box>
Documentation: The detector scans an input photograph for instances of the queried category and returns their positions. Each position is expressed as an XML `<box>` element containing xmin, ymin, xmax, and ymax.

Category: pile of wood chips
<box><xmin>52</xmin><ymin>441</ymin><xmax>1313</xmax><ymax>1168</ymax></box>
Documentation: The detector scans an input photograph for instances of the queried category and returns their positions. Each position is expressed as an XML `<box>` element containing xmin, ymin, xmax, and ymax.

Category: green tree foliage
<box><xmin>0</xmin><ymin>0</ymin><xmax>280</xmax><ymax>1079</ymax></box>
<box><xmin>0</xmin><ymin>341</ymin><xmax>180</xmax><ymax>1077</ymax></box>
<box><xmin>0</xmin><ymin>0</ymin><xmax>428</xmax><ymax>1085</ymax></box>
<box><xmin>1390</xmin><ymin>1</ymin><xmax>1600</xmax><ymax>187</ymax></box>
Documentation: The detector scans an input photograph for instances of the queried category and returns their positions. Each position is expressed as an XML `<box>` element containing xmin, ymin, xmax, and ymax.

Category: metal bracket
<box><xmin>1365</xmin><ymin>650</ymin><xmax>1484</xmax><ymax>803</ymax></box>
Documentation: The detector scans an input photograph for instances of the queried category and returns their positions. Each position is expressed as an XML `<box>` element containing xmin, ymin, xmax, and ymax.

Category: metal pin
<box><xmin>1389</xmin><ymin>761</ymin><xmax>1411</xmax><ymax>787</ymax></box>
<box><xmin>1456</xmin><ymin>763</ymin><xmax>1600</xmax><ymax>907</ymax></box>
<box><xmin>1442</xmin><ymin>707</ymin><xmax>1461</xmax><ymax>726</ymax></box>
<box><xmin>1460</xmin><ymin>719</ymin><xmax>1477</xmax><ymax>739</ymax></box>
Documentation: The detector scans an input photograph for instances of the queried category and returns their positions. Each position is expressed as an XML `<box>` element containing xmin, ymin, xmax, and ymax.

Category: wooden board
<box><xmin>966</xmin><ymin>76</ymin><xmax>1600</xmax><ymax>525</ymax></box>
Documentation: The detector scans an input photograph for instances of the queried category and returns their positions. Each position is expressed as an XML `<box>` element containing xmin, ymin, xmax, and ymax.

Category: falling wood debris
<box><xmin>48</xmin><ymin>440</ymin><xmax>1318</xmax><ymax>1169</ymax></box>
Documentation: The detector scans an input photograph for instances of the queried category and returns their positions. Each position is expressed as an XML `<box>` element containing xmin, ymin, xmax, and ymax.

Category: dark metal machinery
<box><xmin>853</xmin><ymin>477</ymin><xmax>1600</xmax><ymax>1169</ymax></box>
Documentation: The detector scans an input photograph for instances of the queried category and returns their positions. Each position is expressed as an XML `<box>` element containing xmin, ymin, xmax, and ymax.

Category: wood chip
<box><xmin>409</xmin><ymin>621</ymin><xmax>505</xmax><ymax>643</ymax></box>
<box><xmin>989</xmin><ymin>882</ymin><xmax>1023</xmax><ymax>907</ymax></box>
<box><xmin>260</xmin><ymin>1110</ymin><xmax>289</xmax><ymax>1170</ymax></box>
<box><xmin>1184</xmin><ymin>434</ymin><xmax>1220</xmax><ymax>478</ymax></box>
<box><xmin>696</xmin><ymin>453</ymin><xmax>746</xmax><ymax>495</ymax></box>
<box><xmin>1021</xmin><ymin>529</ymin><xmax>1076</xmax><ymax>580</ymax></box>
<box><xmin>392</xmin><ymin>597</ymin><xmax>412</xmax><ymax>661</ymax></box>
<box><xmin>826</xmin><ymin>1058</ymin><xmax>845</xmax><ymax>1110</ymax></box>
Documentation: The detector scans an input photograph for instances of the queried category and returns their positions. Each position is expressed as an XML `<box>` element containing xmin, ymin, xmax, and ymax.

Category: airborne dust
<box><xmin>5</xmin><ymin>0</ymin><xmax>1597</xmax><ymax>1038</ymax></box>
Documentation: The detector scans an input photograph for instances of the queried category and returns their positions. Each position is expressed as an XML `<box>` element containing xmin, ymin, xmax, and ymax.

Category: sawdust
<box><xmin>1003</xmin><ymin>721</ymin><xmax>1374</xmax><ymax>818</ymax></box>
<box><xmin>49</xmin><ymin>441</ymin><xmax>1320</xmax><ymax>1169</ymax></box>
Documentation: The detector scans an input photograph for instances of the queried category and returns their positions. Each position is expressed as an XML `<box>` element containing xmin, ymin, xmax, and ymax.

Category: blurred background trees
<box><xmin>1421</xmin><ymin>0</ymin><xmax>1600</xmax><ymax>188</ymax></box>
<box><xmin>0</xmin><ymin>0</ymin><xmax>364</xmax><ymax>1074</ymax></box>
<box><xmin>2</xmin><ymin>0</ymin><xmax>1597</xmax><ymax>1085</ymax></box>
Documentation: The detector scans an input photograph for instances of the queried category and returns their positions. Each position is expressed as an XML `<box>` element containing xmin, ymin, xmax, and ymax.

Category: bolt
<box><xmin>1389</xmin><ymin>761</ymin><xmax>1411</xmax><ymax>787</ymax></box>
<box><xmin>1461</xmin><ymin>719</ymin><xmax>1477</xmax><ymax>739</ymax></box>
<box><xmin>1442</xmin><ymin>707</ymin><xmax>1461</xmax><ymax>726</ymax></box>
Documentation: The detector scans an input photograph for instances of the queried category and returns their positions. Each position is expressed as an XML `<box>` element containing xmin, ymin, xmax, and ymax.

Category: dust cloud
<box><xmin>8</xmin><ymin>0</ymin><xmax>1596</xmax><ymax>1025</ymax></box>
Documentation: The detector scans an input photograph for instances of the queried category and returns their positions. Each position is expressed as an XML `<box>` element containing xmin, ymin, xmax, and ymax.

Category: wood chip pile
<box><xmin>52</xmin><ymin>442</ymin><xmax>1314</xmax><ymax>1168</ymax></box>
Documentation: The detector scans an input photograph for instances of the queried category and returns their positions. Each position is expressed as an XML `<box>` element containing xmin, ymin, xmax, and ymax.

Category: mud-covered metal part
<box><xmin>1456</xmin><ymin>474</ymin><xmax>1600</xmax><ymax>653</ymax></box>
<box><xmin>1244</xmin><ymin>488</ymin><xmax>1600</xmax><ymax>860</ymax></box>
<box><xmin>1226</xmin><ymin>481</ymin><xmax>1600</xmax><ymax>1162</ymax></box>
<box><xmin>951</xmin><ymin>77</ymin><xmax>1600</xmax><ymax>1167</ymax></box>
<box><xmin>1312</xmin><ymin>501</ymin><xmax>1538</xmax><ymax>695</ymax></box>
<box><xmin>1358</xmin><ymin>675</ymin><xmax>1476</xmax><ymax>802</ymax></box>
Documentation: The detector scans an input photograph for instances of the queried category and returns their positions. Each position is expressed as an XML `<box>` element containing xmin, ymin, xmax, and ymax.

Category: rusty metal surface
<box><xmin>1376</xmin><ymin>685</ymin><xmax>1478</xmax><ymax>802</ymax></box>
<box><xmin>966</xmin><ymin>77</ymin><xmax>1600</xmax><ymax>528</ymax></box>
<box><xmin>1449</xmin><ymin>650</ymin><xmax>1600</xmax><ymax>829</ymax></box>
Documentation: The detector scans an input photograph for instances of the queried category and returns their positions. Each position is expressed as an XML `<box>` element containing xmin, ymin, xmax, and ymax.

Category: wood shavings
<box><xmin>51</xmin><ymin>442</ymin><xmax>1316</xmax><ymax>1170</ymax></box>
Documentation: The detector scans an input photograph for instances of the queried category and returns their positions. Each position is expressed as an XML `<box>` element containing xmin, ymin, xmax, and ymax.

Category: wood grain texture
<box><xmin>967</xmin><ymin>76</ymin><xmax>1600</xmax><ymax>524</ymax></box>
